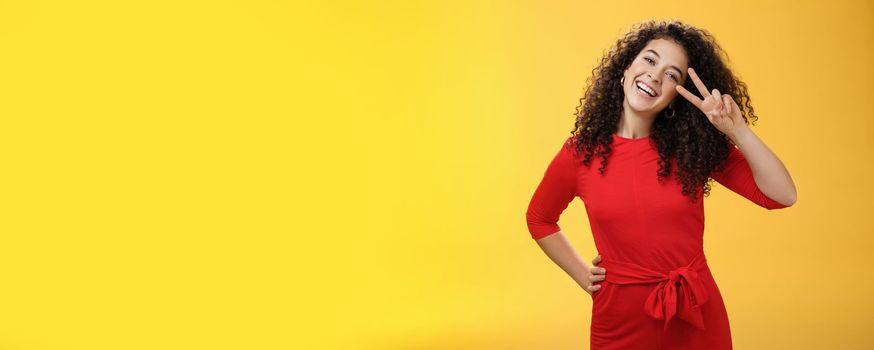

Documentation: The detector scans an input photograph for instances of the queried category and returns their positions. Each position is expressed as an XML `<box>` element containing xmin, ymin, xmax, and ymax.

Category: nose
<box><xmin>648</xmin><ymin>72</ymin><xmax>660</xmax><ymax>84</ymax></box>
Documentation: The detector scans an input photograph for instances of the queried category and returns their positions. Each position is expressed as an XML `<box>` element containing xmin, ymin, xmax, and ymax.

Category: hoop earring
<box><xmin>665</xmin><ymin>107</ymin><xmax>676</xmax><ymax>119</ymax></box>
<box><xmin>620</xmin><ymin>76</ymin><xmax>625</xmax><ymax>85</ymax></box>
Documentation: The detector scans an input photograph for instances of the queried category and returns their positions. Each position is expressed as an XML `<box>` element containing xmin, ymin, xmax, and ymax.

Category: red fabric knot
<box><xmin>597</xmin><ymin>251</ymin><xmax>710</xmax><ymax>331</ymax></box>
<box><xmin>644</xmin><ymin>265</ymin><xmax>709</xmax><ymax>331</ymax></box>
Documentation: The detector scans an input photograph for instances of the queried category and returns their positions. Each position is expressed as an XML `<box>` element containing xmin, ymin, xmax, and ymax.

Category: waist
<box><xmin>598</xmin><ymin>250</ymin><xmax>711</xmax><ymax>331</ymax></box>
<box><xmin>599</xmin><ymin>251</ymin><xmax>709</xmax><ymax>285</ymax></box>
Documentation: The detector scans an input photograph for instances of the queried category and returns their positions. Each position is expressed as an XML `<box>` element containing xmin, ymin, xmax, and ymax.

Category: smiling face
<box><xmin>622</xmin><ymin>38</ymin><xmax>689</xmax><ymax>115</ymax></box>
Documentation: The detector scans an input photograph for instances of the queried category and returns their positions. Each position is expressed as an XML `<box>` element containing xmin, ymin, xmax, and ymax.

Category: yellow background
<box><xmin>0</xmin><ymin>0</ymin><xmax>871</xmax><ymax>349</ymax></box>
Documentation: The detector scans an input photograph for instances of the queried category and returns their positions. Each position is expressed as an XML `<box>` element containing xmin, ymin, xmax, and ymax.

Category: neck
<box><xmin>617</xmin><ymin>99</ymin><xmax>656</xmax><ymax>138</ymax></box>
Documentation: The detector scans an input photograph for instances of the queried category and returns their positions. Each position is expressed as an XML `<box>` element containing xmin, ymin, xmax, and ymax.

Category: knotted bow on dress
<box><xmin>599</xmin><ymin>251</ymin><xmax>710</xmax><ymax>331</ymax></box>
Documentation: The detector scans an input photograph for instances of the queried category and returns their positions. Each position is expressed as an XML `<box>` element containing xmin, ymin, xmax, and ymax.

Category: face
<box><xmin>622</xmin><ymin>38</ymin><xmax>689</xmax><ymax>115</ymax></box>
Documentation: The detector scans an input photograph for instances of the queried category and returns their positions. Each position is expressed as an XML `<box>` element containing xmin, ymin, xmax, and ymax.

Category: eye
<box><xmin>643</xmin><ymin>57</ymin><xmax>655</xmax><ymax>65</ymax></box>
<box><xmin>667</xmin><ymin>72</ymin><xmax>678</xmax><ymax>82</ymax></box>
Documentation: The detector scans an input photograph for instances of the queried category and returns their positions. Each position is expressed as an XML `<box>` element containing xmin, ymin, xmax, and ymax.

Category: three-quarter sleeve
<box><xmin>711</xmin><ymin>146</ymin><xmax>789</xmax><ymax>210</ymax></box>
<box><xmin>526</xmin><ymin>137</ymin><xmax>580</xmax><ymax>239</ymax></box>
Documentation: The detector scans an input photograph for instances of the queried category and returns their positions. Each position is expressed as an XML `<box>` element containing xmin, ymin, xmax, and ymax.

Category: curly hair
<box><xmin>570</xmin><ymin>19</ymin><xmax>759</xmax><ymax>203</ymax></box>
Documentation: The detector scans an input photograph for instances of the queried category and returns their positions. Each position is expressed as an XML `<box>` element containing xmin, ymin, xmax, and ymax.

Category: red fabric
<box><xmin>525</xmin><ymin>134</ymin><xmax>789</xmax><ymax>349</ymax></box>
<box><xmin>601</xmin><ymin>251</ymin><xmax>709</xmax><ymax>332</ymax></box>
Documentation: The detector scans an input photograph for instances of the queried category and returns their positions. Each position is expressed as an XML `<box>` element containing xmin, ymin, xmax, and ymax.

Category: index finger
<box><xmin>687</xmin><ymin>67</ymin><xmax>710</xmax><ymax>98</ymax></box>
<box><xmin>675</xmin><ymin>84</ymin><xmax>703</xmax><ymax>109</ymax></box>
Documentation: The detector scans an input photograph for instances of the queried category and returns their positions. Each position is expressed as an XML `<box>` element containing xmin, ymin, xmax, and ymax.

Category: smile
<box><xmin>635</xmin><ymin>81</ymin><xmax>657</xmax><ymax>98</ymax></box>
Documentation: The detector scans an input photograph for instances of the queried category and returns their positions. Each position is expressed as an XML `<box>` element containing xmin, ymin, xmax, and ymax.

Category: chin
<box><xmin>627</xmin><ymin>100</ymin><xmax>664</xmax><ymax>115</ymax></box>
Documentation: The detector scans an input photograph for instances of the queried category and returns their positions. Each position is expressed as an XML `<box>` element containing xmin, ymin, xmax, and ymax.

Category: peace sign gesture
<box><xmin>675</xmin><ymin>67</ymin><xmax>749</xmax><ymax>140</ymax></box>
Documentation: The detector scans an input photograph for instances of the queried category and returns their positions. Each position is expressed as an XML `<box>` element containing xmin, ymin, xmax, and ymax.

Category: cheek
<box><xmin>659</xmin><ymin>88</ymin><xmax>673</xmax><ymax>100</ymax></box>
<box><xmin>663</xmin><ymin>84</ymin><xmax>681</xmax><ymax>98</ymax></box>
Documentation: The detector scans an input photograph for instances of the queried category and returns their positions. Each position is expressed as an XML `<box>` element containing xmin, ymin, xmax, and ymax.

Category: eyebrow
<box><xmin>644</xmin><ymin>49</ymin><xmax>685</xmax><ymax>79</ymax></box>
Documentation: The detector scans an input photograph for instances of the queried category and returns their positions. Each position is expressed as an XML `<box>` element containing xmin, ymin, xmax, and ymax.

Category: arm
<box><xmin>728</xmin><ymin>126</ymin><xmax>797</xmax><ymax>206</ymax></box>
<box><xmin>525</xmin><ymin>137</ymin><xmax>604</xmax><ymax>295</ymax></box>
<box><xmin>535</xmin><ymin>231</ymin><xmax>604</xmax><ymax>295</ymax></box>
<box><xmin>711</xmin><ymin>129</ymin><xmax>794</xmax><ymax>209</ymax></box>
<box><xmin>525</xmin><ymin>137</ymin><xmax>578</xmax><ymax>239</ymax></box>
<box><xmin>675</xmin><ymin>67</ymin><xmax>797</xmax><ymax>207</ymax></box>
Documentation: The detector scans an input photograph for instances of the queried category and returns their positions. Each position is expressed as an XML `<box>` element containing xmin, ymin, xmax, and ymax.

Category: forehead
<box><xmin>640</xmin><ymin>38</ymin><xmax>689</xmax><ymax>68</ymax></box>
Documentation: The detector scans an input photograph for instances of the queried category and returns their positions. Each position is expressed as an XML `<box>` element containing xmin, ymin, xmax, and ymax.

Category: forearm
<box><xmin>730</xmin><ymin>126</ymin><xmax>798</xmax><ymax>205</ymax></box>
<box><xmin>534</xmin><ymin>230</ymin><xmax>592</xmax><ymax>290</ymax></box>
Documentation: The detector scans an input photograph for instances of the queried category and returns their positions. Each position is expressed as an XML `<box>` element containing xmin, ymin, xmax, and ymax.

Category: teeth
<box><xmin>636</xmin><ymin>81</ymin><xmax>656</xmax><ymax>97</ymax></box>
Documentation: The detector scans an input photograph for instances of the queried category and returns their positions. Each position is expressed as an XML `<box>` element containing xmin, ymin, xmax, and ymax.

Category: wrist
<box><xmin>730</xmin><ymin>125</ymin><xmax>754</xmax><ymax>146</ymax></box>
<box><xmin>577</xmin><ymin>271</ymin><xmax>593</xmax><ymax>287</ymax></box>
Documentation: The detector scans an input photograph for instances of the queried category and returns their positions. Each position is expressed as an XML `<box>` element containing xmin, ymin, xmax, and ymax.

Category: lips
<box><xmin>635</xmin><ymin>80</ymin><xmax>658</xmax><ymax>97</ymax></box>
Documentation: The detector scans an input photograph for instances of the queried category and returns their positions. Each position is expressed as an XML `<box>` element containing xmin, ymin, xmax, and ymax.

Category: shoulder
<box><xmin>710</xmin><ymin>145</ymin><xmax>744</xmax><ymax>179</ymax></box>
<box><xmin>560</xmin><ymin>135</ymin><xmax>584</xmax><ymax>161</ymax></box>
<box><xmin>721</xmin><ymin>145</ymin><xmax>744</xmax><ymax>166</ymax></box>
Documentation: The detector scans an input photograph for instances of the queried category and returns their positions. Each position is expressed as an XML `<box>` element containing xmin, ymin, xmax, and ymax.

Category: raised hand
<box><xmin>675</xmin><ymin>67</ymin><xmax>749</xmax><ymax>141</ymax></box>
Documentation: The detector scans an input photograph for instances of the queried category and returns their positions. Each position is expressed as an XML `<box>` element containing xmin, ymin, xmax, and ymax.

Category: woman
<box><xmin>525</xmin><ymin>20</ymin><xmax>797</xmax><ymax>349</ymax></box>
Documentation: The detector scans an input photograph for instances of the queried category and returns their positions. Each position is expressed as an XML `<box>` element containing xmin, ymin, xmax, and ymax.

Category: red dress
<box><xmin>526</xmin><ymin>134</ymin><xmax>789</xmax><ymax>350</ymax></box>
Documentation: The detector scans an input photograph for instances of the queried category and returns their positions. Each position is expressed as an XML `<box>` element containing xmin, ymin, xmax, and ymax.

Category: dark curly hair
<box><xmin>570</xmin><ymin>19</ymin><xmax>759</xmax><ymax>203</ymax></box>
